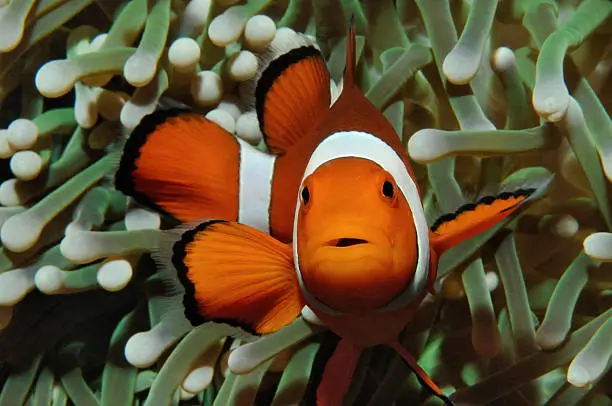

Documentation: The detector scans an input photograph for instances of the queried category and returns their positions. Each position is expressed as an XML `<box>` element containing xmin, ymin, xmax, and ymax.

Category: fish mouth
<box><xmin>327</xmin><ymin>238</ymin><xmax>369</xmax><ymax>248</ymax></box>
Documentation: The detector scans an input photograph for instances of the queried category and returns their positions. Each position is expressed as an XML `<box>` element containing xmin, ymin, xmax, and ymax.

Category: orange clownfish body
<box><xmin>115</xmin><ymin>24</ymin><xmax>549</xmax><ymax>406</ymax></box>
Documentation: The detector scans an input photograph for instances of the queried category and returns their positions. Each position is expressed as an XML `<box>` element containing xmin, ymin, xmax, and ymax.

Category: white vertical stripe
<box><xmin>237</xmin><ymin>139</ymin><xmax>276</xmax><ymax>234</ymax></box>
<box><xmin>292</xmin><ymin>131</ymin><xmax>430</xmax><ymax>315</ymax></box>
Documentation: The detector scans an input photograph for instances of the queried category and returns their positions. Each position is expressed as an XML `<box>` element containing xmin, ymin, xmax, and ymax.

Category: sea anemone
<box><xmin>0</xmin><ymin>0</ymin><xmax>610</xmax><ymax>405</ymax></box>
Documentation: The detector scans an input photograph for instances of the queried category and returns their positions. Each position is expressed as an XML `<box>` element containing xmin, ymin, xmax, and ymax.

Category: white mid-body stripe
<box><xmin>292</xmin><ymin>131</ymin><xmax>430</xmax><ymax>315</ymax></box>
<box><xmin>237</xmin><ymin>139</ymin><xmax>276</xmax><ymax>234</ymax></box>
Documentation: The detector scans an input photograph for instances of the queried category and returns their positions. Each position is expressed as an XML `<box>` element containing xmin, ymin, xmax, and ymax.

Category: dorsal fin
<box><xmin>344</xmin><ymin>16</ymin><xmax>357</xmax><ymax>88</ymax></box>
<box><xmin>242</xmin><ymin>29</ymin><xmax>331</xmax><ymax>155</ymax></box>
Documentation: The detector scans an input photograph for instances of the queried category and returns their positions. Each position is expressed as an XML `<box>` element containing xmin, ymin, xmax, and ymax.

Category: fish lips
<box><xmin>300</xmin><ymin>236</ymin><xmax>405</xmax><ymax>312</ymax></box>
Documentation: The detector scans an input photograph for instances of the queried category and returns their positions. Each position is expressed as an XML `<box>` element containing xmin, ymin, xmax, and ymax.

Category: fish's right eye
<box><xmin>301</xmin><ymin>186</ymin><xmax>310</xmax><ymax>205</ymax></box>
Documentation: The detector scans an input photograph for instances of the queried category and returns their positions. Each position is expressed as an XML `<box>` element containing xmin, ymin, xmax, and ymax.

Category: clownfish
<box><xmin>115</xmin><ymin>23</ymin><xmax>549</xmax><ymax>406</ymax></box>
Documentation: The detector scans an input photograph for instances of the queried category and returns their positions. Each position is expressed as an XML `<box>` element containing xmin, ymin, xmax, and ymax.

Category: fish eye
<box><xmin>301</xmin><ymin>186</ymin><xmax>310</xmax><ymax>205</ymax></box>
<box><xmin>382</xmin><ymin>180</ymin><xmax>394</xmax><ymax>199</ymax></box>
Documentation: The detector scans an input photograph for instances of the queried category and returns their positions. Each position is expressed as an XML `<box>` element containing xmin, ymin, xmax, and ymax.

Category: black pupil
<box><xmin>382</xmin><ymin>181</ymin><xmax>394</xmax><ymax>198</ymax></box>
<box><xmin>301</xmin><ymin>187</ymin><xmax>310</xmax><ymax>204</ymax></box>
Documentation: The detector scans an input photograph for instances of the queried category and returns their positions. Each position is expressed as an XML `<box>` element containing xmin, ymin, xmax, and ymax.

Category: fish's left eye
<box><xmin>301</xmin><ymin>186</ymin><xmax>310</xmax><ymax>205</ymax></box>
<box><xmin>382</xmin><ymin>181</ymin><xmax>394</xmax><ymax>199</ymax></box>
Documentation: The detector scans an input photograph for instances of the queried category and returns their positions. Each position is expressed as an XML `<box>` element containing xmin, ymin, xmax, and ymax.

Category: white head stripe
<box><xmin>237</xmin><ymin>138</ymin><xmax>276</xmax><ymax>234</ymax></box>
<box><xmin>293</xmin><ymin>131</ymin><xmax>430</xmax><ymax>314</ymax></box>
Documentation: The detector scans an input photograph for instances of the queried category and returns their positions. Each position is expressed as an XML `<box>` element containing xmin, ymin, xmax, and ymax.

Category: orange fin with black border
<box><xmin>245</xmin><ymin>30</ymin><xmax>331</xmax><ymax>155</ymax></box>
<box><xmin>162</xmin><ymin>220</ymin><xmax>303</xmax><ymax>335</ymax></box>
<box><xmin>430</xmin><ymin>179</ymin><xmax>551</xmax><ymax>255</ymax></box>
<box><xmin>114</xmin><ymin>108</ymin><xmax>239</xmax><ymax>223</ymax></box>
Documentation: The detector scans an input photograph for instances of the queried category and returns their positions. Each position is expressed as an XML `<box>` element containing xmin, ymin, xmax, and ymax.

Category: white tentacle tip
<box><xmin>124</xmin><ymin>331</ymin><xmax>166</xmax><ymax>368</ymax></box>
<box><xmin>535</xmin><ymin>328</ymin><xmax>565</xmax><ymax>350</ymax></box>
<box><xmin>491</xmin><ymin>47</ymin><xmax>516</xmax><ymax>73</ymax></box>
<box><xmin>407</xmin><ymin>129</ymin><xmax>445</xmax><ymax>163</ymax></box>
<box><xmin>0</xmin><ymin>179</ymin><xmax>22</xmax><ymax>207</ymax></box>
<box><xmin>35</xmin><ymin>60</ymin><xmax>78</xmax><ymax>98</ymax></box>
<box><xmin>35</xmin><ymin>266</ymin><xmax>66</xmax><ymax>294</ymax></box>
<box><xmin>235</xmin><ymin>112</ymin><xmax>262</xmax><ymax>145</ymax></box>
<box><xmin>566</xmin><ymin>363</ymin><xmax>592</xmax><ymax>388</ymax></box>
<box><xmin>124</xmin><ymin>52</ymin><xmax>158</xmax><ymax>87</ymax></box>
<box><xmin>532</xmin><ymin>89</ymin><xmax>570</xmax><ymax>123</ymax></box>
<box><xmin>443</xmin><ymin>48</ymin><xmax>479</xmax><ymax>85</ymax></box>
<box><xmin>182</xmin><ymin>365</ymin><xmax>214</xmax><ymax>394</ymax></box>
<box><xmin>228</xmin><ymin>50</ymin><xmax>258</xmax><ymax>82</ymax></box>
<box><xmin>244</xmin><ymin>15</ymin><xmax>276</xmax><ymax>50</ymax></box>
<box><xmin>0</xmin><ymin>20</ymin><xmax>25</xmax><ymax>52</ymax></box>
<box><xmin>0</xmin><ymin>268</ymin><xmax>34</xmax><ymax>305</ymax></box>
<box><xmin>0</xmin><ymin>130</ymin><xmax>16</xmax><ymax>159</ymax></box>
<box><xmin>168</xmin><ymin>38</ymin><xmax>201</xmax><ymax>72</ymax></box>
<box><xmin>59</xmin><ymin>231</ymin><xmax>97</xmax><ymax>264</ymax></box>
<box><xmin>124</xmin><ymin>208</ymin><xmax>161</xmax><ymax>230</ymax></box>
<box><xmin>97</xmin><ymin>260</ymin><xmax>133</xmax><ymax>292</ymax></box>
<box><xmin>1</xmin><ymin>213</ymin><xmax>43</xmax><ymax>253</ymax></box>
<box><xmin>191</xmin><ymin>71</ymin><xmax>223</xmax><ymax>107</ymax></box>
<box><xmin>208</xmin><ymin>9</ymin><xmax>246</xmax><ymax>47</ymax></box>
<box><xmin>10</xmin><ymin>151</ymin><xmax>43</xmax><ymax>181</ymax></box>
<box><xmin>227</xmin><ymin>348</ymin><xmax>255</xmax><ymax>375</ymax></box>
<box><xmin>7</xmin><ymin>119</ymin><xmax>38</xmax><ymax>150</ymax></box>
<box><xmin>205</xmin><ymin>109</ymin><xmax>235</xmax><ymax>134</ymax></box>
<box><xmin>583</xmin><ymin>232</ymin><xmax>612</xmax><ymax>262</ymax></box>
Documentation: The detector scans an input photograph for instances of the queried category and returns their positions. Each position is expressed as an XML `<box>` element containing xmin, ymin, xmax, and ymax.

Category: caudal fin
<box><xmin>114</xmin><ymin>107</ymin><xmax>240</xmax><ymax>223</ymax></box>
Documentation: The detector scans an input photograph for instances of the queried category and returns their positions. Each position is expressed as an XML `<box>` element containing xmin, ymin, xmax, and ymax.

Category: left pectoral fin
<box><xmin>156</xmin><ymin>220</ymin><xmax>304</xmax><ymax>335</ymax></box>
<box><xmin>430</xmin><ymin>188</ymin><xmax>541</xmax><ymax>255</ymax></box>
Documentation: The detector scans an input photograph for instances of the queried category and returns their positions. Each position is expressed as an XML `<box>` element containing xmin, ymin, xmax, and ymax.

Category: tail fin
<box><xmin>344</xmin><ymin>16</ymin><xmax>357</xmax><ymax>88</ymax></box>
<box><xmin>113</xmin><ymin>106</ymin><xmax>241</xmax><ymax>223</ymax></box>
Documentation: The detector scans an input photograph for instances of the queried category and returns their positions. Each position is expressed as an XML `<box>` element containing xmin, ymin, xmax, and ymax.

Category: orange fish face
<box><xmin>296</xmin><ymin>157</ymin><xmax>418</xmax><ymax>313</ymax></box>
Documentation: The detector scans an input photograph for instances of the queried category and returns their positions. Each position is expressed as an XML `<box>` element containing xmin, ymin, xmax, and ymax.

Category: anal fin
<box><xmin>160</xmin><ymin>220</ymin><xmax>303</xmax><ymax>335</ymax></box>
<box><xmin>317</xmin><ymin>338</ymin><xmax>361</xmax><ymax>406</ymax></box>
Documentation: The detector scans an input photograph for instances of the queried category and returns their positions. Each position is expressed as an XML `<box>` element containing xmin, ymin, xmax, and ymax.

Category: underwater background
<box><xmin>0</xmin><ymin>0</ymin><xmax>610</xmax><ymax>405</ymax></box>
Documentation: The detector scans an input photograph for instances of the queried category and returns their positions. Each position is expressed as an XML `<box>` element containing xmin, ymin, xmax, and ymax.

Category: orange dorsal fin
<box><xmin>249</xmin><ymin>32</ymin><xmax>330</xmax><ymax>155</ymax></box>
<box><xmin>344</xmin><ymin>16</ymin><xmax>357</xmax><ymax>88</ymax></box>
<box><xmin>430</xmin><ymin>178</ymin><xmax>552</xmax><ymax>255</ymax></box>
<box><xmin>162</xmin><ymin>220</ymin><xmax>303</xmax><ymax>335</ymax></box>
<box><xmin>115</xmin><ymin>108</ymin><xmax>239</xmax><ymax>222</ymax></box>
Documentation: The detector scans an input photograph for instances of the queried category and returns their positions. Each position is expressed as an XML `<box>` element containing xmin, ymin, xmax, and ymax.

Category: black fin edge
<box><xmin>171</xmin><ymin>220</ymin><xmax>260</xmax><ymax>336</ymax></box>
<box><xmin>430</xmin><ymin>188</ymin><xmax>536</xmax><ymax>233</ymax></box>
<box><xmin>114</xmin><ymin>107</ymin><xmax>192</xmax><ymax>217</ymax></box>
<box><xmin>254</xmin><ymin>45</ymin><xmax>323</xmax><ymax>146</ymax></box>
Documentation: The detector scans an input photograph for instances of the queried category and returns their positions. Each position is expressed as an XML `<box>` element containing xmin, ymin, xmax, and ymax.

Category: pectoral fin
<box><xmin>157</xmin><ymin>220</ymin><xmax>303</xmax><ymax>335</ymax></box>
